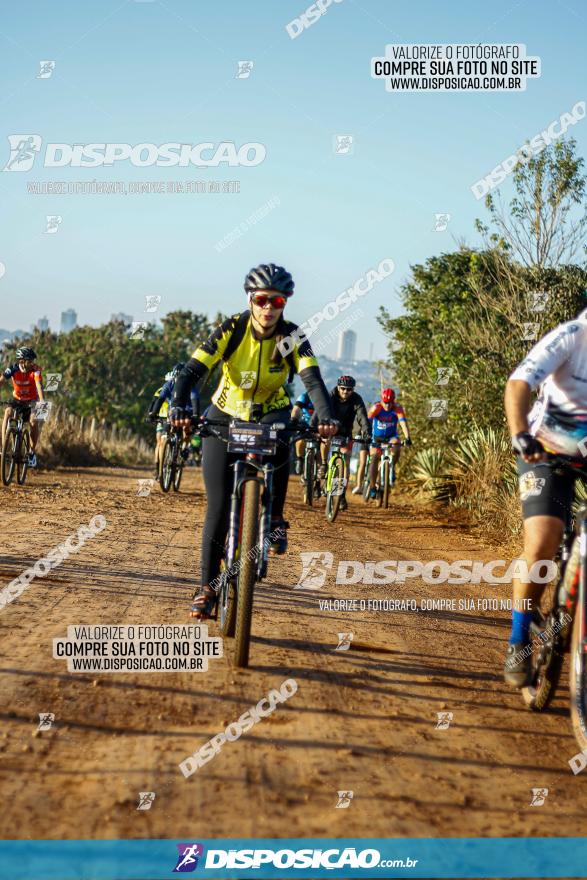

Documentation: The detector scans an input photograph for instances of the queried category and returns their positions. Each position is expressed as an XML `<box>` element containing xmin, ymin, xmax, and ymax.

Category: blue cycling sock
<box><xmin>509</xmin><ymin>610</ymin><xmax>532</xmax><ymax>644</ymax></box>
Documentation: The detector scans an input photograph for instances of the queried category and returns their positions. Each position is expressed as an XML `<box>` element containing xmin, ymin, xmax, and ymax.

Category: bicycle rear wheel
<box><xmin>160</xmin><ymin>437</ymin><xmax>174</xmax><ymax>493</ymax></box>
<box><xmin>325</xmin><ymin>456</ymin><xmax>344</xmax><ymax>523</ymax></box>
<box><xmin>522</xmin><ymin>543</ymin><xmax>576</xmax><ymax>711</ymax></box>
<box><xmin>16</xmin><ymin>430</ymin><xmax>30</xmax><ymax>485</ymax></box>
<box><xmin>570</xmin><ymin>564</ymin><xmax>587</xmax><ymax>751</ymax></box>
<box><xmin>303</xmin><ymin>448</ymin><xmax>314</xmax><ymax>507</ymax></box>
<box><xmin>234</xmin><ymin>479</ymin><xmax>260</xmax><ymax>668</ymax></box>
<box><xmin>1</xmin><ymin>428</ymin><xmax>18</xmax><ymax>486</ymax></box>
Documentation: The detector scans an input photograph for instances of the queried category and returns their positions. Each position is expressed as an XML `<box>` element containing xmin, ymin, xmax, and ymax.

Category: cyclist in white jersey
<box><xmin>504</xmin><ymin>307</ymin><xmax>587</xmax><ymax>686</ymax></box>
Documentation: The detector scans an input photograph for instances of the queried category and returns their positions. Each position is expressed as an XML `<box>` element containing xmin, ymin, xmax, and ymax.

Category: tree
<box><xmin>476</xmin><ymin>138</ymin><xmax>587</xmax><ymax>269</ymax></box>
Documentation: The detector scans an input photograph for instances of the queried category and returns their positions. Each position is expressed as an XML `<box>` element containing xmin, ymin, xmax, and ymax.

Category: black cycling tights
<box><xmin>200</xmin><ymin>404</ymin><xmax>291</xmax><ymax>588</ymax></box>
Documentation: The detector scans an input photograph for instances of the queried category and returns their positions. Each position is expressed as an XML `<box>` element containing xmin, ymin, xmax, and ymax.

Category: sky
<box><xmin>0</xmin><ymin>0</ymin><xmax>586</xmax><ymax>360</ymax></box>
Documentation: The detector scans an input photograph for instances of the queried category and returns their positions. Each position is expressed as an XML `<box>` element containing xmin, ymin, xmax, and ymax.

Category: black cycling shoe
<box><xmin>339</xmin><ymin>493</ymin><xmax>348</xmax><ymax>511</ymax></box>
<box><xmin>189</xmin><ymin>587</ymin><xmax>218</xmax><ymax>620</ymax></box>
<box><xmin>294</xmin><ymin>457</ymin><xmax>303</xmax><ymax>476</ymax></box>
<box><xmin>268</xmin><ymin>519</ymin><xmax>289</xmax><ymax>555</ymax></box>
<box><xmin>503</xmin><ymin>642</ymin><xmax>532</xmax><ymax>688</ymax></box>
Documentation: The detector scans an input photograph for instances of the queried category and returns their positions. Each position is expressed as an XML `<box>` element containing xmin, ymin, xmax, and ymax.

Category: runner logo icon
<box><xmin>294</xmin><ymin>551</ymin><xmax>334</xmax><ymax>590</ymax></box>
<box><xmin>173</xmin><ymin>843</ymin><xmax>204</xmax><ymax>872</ymax></box>
<box><xmin>4</xmin><ymin>134</ymin><xmax>42</xmax><ymax>171</ymax></box>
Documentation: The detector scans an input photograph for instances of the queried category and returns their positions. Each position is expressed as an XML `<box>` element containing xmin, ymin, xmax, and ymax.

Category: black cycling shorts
<box><xmin>517</xmin><ymin>456</ymin><xmax>581</xmax><ymax>522</ymax></box>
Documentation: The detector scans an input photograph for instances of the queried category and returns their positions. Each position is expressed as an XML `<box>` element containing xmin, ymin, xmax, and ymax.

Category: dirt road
<box><xmin>0</xmin><ymin>465</ymin><xmax>585</xmax><ymax>842</ymax></box>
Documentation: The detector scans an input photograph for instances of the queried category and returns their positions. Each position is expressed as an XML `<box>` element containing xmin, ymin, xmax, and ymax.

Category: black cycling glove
<box><xmin>512</xmin><ymin>431</ymin><xmax>544</xmax><ymax>457</ymax></box>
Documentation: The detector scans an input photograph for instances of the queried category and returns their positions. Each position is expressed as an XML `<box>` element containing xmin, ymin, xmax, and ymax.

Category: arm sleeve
<box><xmin>396</xmin><ymin>404</ymin><xmax>407</xmax><ymax>421</ymax></box>
<box><xmin>354</xmin><ymin>400</ymin><xmax>371</xmax><ymax>436</ymax></box>
<box><xmin>509</xmin><ymin>323</ymin><xmax>577</xmax><ymax>389</ymax></box>
<box><xmin>172</xmin><ymin>316</ymin><xmax>236</xmax><ymax>406</ymax></box>
<box><xmin>149</xmin><ymin>389</ymin><xmax>167</xmax><ymax>416</ymax></box>
<box><xmin>299</xmin><ymin>367</ymin><xmax>333</xmax><ymax>421</ymax></box>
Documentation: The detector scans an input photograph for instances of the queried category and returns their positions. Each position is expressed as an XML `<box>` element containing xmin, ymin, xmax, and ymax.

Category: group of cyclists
<box><xmin>4</xmin><ymin>261</ymin><xmax>587</xmax><ymax>693</ymax></box>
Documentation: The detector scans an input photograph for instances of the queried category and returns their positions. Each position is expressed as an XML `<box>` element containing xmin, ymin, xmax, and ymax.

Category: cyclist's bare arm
<box><xmin>291</xmin><ymin>404</ymin><xmax>302</xmax><ymax>420</ymax></box>
<box><xmin>504</xmin><ymin>378</ymin><xmax>544</xmax><ymax>463</ymax></box>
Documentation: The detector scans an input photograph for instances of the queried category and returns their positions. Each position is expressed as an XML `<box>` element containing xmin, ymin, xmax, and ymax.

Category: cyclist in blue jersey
<box><xmin>291</xmin><ymin>390</ymin><xmax>315</xmax><ymax>474</ymax></box>
<box><xmin>148</xmin><ymin>363</ymin><xmax>200</xmax><ymax>476</ymax></box>
<box><xmin>367</xmin><ymin>388</ymin><xmax>411</xmax><ymax>498</ymax></box>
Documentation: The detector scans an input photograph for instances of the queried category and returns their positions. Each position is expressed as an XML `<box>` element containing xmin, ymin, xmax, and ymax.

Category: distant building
<box><xmin>111</xmin><ymin>312</ymin><xmax>133</xmax><ymax>324</ymax></box>
<box><xmin>336</xmin><ymin>329</ymin><xmax>357</xmax><ymax>363</ymax></box>
<box><xmin>37</xmin><ymin>316</ymin><xmax>49</xmax><ymax>332</ymax></box>
<box><xmin>60</xmin><ymin>309</ymin><xmax>77</xmax><ymax>333</ymax></box>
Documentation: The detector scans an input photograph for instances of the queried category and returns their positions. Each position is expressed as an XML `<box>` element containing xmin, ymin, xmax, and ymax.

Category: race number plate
<box><xmin>227</xmin><ymin>421</ymin><xmax>278</xmax><ymax>455</ymax></box>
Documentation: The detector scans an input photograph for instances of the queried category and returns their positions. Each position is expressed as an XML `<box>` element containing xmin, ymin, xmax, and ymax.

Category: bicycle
<box><xmin>300</xmin><ymin>433</ymin><xmax>321</xmax><ymax>507</ymax></box>
<box><xmin>519</xmin><ymin>455</ymin><xmax>587</xmax><ymax>751</ymax></box>
<box><xmin>197</xmin><ymin>416</ymin><xmax>311</xmax><ymax>668</ymax></box>
<box><xmin>363</xmin><ymin>439</ymin><xmax>405</xmax><ymax>509</ymax></box>
<box><xmin>1</xmin><ymin>400</ymin><xmax>33</xmax><ymax>486</ymax></box>
<box><xmin>324</xmin><ymin>435</ymin><xmax>349</xmax><ymax>524</ymax></box>
<box><xmin>157</xmin><ymin>418</ymin><xmax>190</xmax><ymax>493</ymax></box>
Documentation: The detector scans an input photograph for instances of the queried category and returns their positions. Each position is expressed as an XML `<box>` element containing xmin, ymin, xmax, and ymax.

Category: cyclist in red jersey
<box><xmin>0</xmin><ymin>347</ymin><xmax>45</xmax><ymax>467</ymax></box>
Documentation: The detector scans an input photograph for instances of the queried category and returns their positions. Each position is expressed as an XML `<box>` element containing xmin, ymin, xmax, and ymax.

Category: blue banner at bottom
<box><xmin>0</xmin><ymin>838</ymin><xmax>586</xmax><ymax>879</ymax></box>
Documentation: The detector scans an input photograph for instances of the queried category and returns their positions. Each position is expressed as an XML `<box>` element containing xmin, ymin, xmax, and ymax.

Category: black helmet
<box><xmin>337</xmin><ymin>375</ymin><xmax>356</xmax><ymax>389</ymax></box>
<box><xmin>171</xmin><ymin>362</ymin><xmax>185</xmax><ymax>378</ymax></box>
<box><xmin>244</xmin><ymin>263</ymin><xmax>294</xmax><ymax>296</ymax></box>
<box><xmin>16</xmin><ymin>347</ymin><xmax>36</xmax><ymax>360</ymax></box>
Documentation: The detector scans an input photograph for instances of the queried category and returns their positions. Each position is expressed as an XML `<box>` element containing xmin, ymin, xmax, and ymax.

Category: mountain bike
<box><xmin>300</xmin><ymin>434</ymin><xmax>321</xmax><ymax>506</ymax></box>
<box><xmin>1</xmin><ymin>401</ymin><xmax>33</xmax><ymax>486</ymax></box>
<box><xmin>363</xmin><ymin>439</ymin><xmax>404</xmax><ymax>508</ymax></box>
<box><xmin>324</xmin><ymin>435</ymin><xmax>348</xmax><ymax>523</ymax></box>
<box><xmin>200</xmin><ymin>417</ymin><xmax>312</xmax><ymax>668</ymax></box>
<box><xmin>157</xmin><ymin>419</ymin><xmax>190</xmax><ymax>493</ymax></box>
<box><xmin>520</xmin><ymin>456</ymin><xmax>587</xmax><ymax>751</ymax></box>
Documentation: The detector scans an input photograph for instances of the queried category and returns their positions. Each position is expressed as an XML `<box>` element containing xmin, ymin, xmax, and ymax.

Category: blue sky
<box><xmin>1</xmin><ymin>0</ymin><xmax>586</xmax><ymax>359</ymax></box>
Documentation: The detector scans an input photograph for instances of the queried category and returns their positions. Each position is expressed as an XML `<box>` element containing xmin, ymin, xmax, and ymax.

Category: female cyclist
<box><xmin>170</xmin><ymin>263</ymin><xmax>338</xmax><ymax>619</ymax></box>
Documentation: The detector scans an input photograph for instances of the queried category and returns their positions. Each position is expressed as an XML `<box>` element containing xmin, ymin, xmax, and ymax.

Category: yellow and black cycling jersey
<box><xmin>174</xmin><ymin>310</ymin><xmax>333</xmax><ymax>422</ymax></box>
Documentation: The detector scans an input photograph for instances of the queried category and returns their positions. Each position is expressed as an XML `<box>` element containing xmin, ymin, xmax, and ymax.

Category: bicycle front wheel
<box><xmin>325</xmin><ymin>456</ymin><xmax>344</xmax><ymax>523</ymax></box>
<box><xmin>570</xmin><ymin>570</ymin><xmax>587</xmax><ymax>751</ymax></box>
<box><xmin>1</xmin><ymin>428</ymin><xmax>18</xmax><ymax>486</ymax></box>
<box><xmin>16</xmin><ymin>430</ymin><xmax>30</xmax><ymax>485</ymax></box>
<box><xmin>382</xmin><ymin>459</ymin><xmax>390</xmax><ymax>509</ymax></box>
<box><xmin>303</xmin><ymin>448</ymin><xmax>314</xmax><ymax>507</ymax></box>
<box><xmin>234</xmin><ymin>479</ymin><xmax>260</xmax><ymax>668</ymax></box>
<box><xmin>172</xmin><ymin>449</ymin><xmax>185</xmax><ymax>492</ymax></box>
<box><xmin>160</xmin><ymin>437</ymin><xmax>174</xmax><ymax>493</ymax></box>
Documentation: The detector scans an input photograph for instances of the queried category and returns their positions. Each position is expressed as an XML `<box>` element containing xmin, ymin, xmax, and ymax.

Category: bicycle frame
<box><xmin>326</xmin><ymin>437</ymin><xmax>347</xmax><ymax>495</ymax></box>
